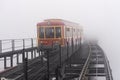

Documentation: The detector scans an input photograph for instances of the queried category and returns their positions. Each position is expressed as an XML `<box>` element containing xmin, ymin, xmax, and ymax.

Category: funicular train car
<box><xmin>37</xmin><ymin>19</ymin><xmax>83</xmax><ymax>50</ymax></box>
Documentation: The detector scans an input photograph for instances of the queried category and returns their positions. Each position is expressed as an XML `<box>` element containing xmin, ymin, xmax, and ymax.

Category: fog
<box><xmin>0</xmin><ymin>0</ymin><xmax>120</xmax><ymax>79</ymax></box>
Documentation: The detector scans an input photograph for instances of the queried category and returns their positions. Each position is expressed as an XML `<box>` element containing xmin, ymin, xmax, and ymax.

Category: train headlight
<box><xmin>54</xmin><ymin>41</ymin><xmax>57</xmax><ymax>43</ymax></box>
<box><xmin>54</xmin><ymin>41</ymin><xmax>59</xmax><ymax>44</ymax></box>
<box><xmin>40</xmin><ymin>41</ymin><xmax>43</xmax><ymax>43</ymax></box>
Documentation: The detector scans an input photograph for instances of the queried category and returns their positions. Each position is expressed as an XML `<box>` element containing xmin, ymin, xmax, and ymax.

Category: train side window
<box><xmin>74</xmin><ymin>29</ymin><xmax>75</xmax><ymax>32</ymax></box>
<box><xmin>39</xmin><ymin>27</ymin><xmax>44</xmax><ymax>38</ymax></box>
<box><xmin>55</xmin><ymin>27</ymin><xmax>61</xmax><ymax>38</ymax></box>
<box><xmin>67</xmin><ymin>28</ymin><xmax>70</xmax><ymax>31</ymax></box>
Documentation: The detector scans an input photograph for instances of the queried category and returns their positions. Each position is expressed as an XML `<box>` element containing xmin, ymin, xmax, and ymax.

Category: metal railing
<box><xmin>0</xmin><ymin>38</ymin><xmax>37</xmax><ymax>53</ymax></box>
<box><xmin>104</xmin><ymin>53</ymin><xmax>113</xmax><ymax>80</ymax></box>
<box><xmin>0</xmin><ymin>38</ymin><xmax>37</xmax><ymax>70</ymax></box>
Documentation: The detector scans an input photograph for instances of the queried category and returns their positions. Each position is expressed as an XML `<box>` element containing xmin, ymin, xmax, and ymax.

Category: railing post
<box><xmin>10</xmin><ymin>40</ymin><xmax>14</xmax><ymax>67</ymax></box>
<box><xmin>26</xmin><ymin>52</ymin><xmax>28</xmax><ymax>58</ymax></box>
<box><xmin>70</xmin><ymin>38</ymin><xmax>73</xmax><ymax>67</ymax></box>
<box><xmin>22</xmin><ymin>39</ymin><xmax>25</xmax><ymax>63</ymax></box>
<box><xmin>17</xmin><ymin>53</ymin><xmax>19</xmax><ymax>64</ymax></box>
<box><xmin>38</xmin><ymin>51</ymin><xmax>41</xmax><ymax>56</ymax></box>
<box><xmin>22</xmin><ymin>48</ymin><xmax>28</xmax><ymax>80</ymax></box>
<box><xmin>71</xmin><ymin>38</ymin><xmax>74</xmax><ymax>55</ymax></box>
<box><xmin>31</xmin><ymin>38</ymin><xmax>33</xmax><ymax>48</ymax></box>
<box><xmin>10</xmin><ymin>55</ymin><xmax>13</xmax><ymax>67</ymax></box>
<box><xmin>34</xmin><ymin>50</ymin><xmax>36</xmax><ymax>58</ymax></box>
<box><xmin>4</xmin><ymin>57</ymin><xmax>7</xmax><ymax>69</ymax></box>
<box><xmin>67</xmin><ymin>42</ymin><xmax>69</xmax><ymax>60</ymax></box>
<box><xmin>31</xmin><ymin>51</ymin><xmax>33</xmax><ymax>59</ymax></box>
<box><xmin>59</xmin><ymin>44</ymin><xmax>62</xmax><ymax>66</ymax></box>
<box><xmin>80</xmin><ymin>38</ymin><xmax>81</xmax><ymax>47</ymax></box>
<box><xmin>46</xmin><ymin>50</ymin><xmax>50</xmax><ymax>80</ymax></box>
<box><xmin>23</xmin><ymin>39</ymin><xmax>25</xmax><ymax>49</ymax></box>
<box><xmin>40</xmin><ymin>51</ymin><xmax>44</xmax><ymax>64</ymax></box>
<box><xmin>22</xmin><ymin>49</ymin><xmax>25</xmax><ymax>63</ymax></box>
<box><xmin>23</xmin><ymin>58</ymin><xmax>28</xmax><ymax>80</ymax></box>
<box><xmin>0</xmin><ymin>40</ymin><xmax>2</xmax><ymax>53</ymax></box>
<box><xmin>31</xmin><ymin>38</ymin><xmax>34</xmax><ymax>59</ymax></box>
<box><xmin>12</xmin><ymin>40</ymin><xmax>15</xmax><ymax>51</ymax></box>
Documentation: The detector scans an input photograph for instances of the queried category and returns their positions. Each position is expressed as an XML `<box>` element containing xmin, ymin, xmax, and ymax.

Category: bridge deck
<box><xmin>0</xmin><ymin>41</ymin><xmax>113</xmax><ymax>80</ymax></box>
<box><xmin>63</xmin><ymin>42</ymin><xmax>113</xmax><ymax>80</ymax></box>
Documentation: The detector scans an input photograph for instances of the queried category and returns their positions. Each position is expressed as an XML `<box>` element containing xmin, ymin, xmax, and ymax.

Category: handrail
<box><xmin>0</xmin><ymin>38</ymin><xmax>37</xmax><ymax>53</ymax></box>
<box><xmin>104</xmin><ymin>53</ymin><xmax>113</xmax><ymax>80</ymax></box>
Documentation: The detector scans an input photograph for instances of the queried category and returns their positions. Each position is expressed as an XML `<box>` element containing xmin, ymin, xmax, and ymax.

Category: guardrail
<box><xmin>0</xmin><ymin>38</ymin><xmax>37</xmax><ymax>53</ymax></box>
<box><xmin>0</xmin><ymin>41</ymin><xmax>72</xmax><ymax>80</ymax></box>
<box><xmin>0</xmin><ymin>38</ymin><xmax>37</xmax><ymax>70</ymax></box>
<box><xmin>104</xmin><ymin>53</ymin><xmax>113</xmax><ymax>80</ymax></box>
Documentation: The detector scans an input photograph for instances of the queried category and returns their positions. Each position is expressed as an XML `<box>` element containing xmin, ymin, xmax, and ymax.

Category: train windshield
<box><xmin>55</xmin><ymin>27</ymin><xmax>61</xmax><ymax>38</ymax></box>
<box><xmin>45</xmin><ymin>27</ymin><xmax>54</xmax><ymax>38</ymax></box>
<box><xmin>39</xmin><ymin>27</ymin><xmax>44</xmax><ymax>38</ymax></box>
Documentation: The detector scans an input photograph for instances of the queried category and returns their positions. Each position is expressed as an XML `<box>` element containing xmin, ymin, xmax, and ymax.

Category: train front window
<box><xmin>39</xmin><ymin>27</ymin><xmax>44</xmax><ymax>38</ymax></box>
<box><xmin>55</xmin><ymin>27</ymin><xmax>61</xmax><ymax>38</ymax></box>
<box><xmin>45</xmin><ymin>27</ymin><xmax>54</xmax><ymax>38</ymax></box>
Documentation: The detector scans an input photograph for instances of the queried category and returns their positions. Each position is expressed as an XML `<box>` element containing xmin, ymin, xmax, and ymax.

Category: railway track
<box><xmin>82</xmin><ymin>43</ymin><xmax>113</xmax><ymax>80</ymax></box>
<box><xmin>0</xmin><ymin>42</ymin><xmax>113</xmax><ymax>80</ymax></box>
<box><xmin>62</xmin><ymin>42</ymin><xmax>113</xmax><ymax>80</ymax></box>
<box><xmin>0</xmin><ymin>47</ymin><xmax>60</xmax><ymax>80</ymax></box>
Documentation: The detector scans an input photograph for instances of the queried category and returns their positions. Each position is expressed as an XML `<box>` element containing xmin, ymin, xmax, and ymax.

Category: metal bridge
<box><xmin>0</xmin><ymin>38</ymin><xmax>113</xmax><ymax>80</ymax></box>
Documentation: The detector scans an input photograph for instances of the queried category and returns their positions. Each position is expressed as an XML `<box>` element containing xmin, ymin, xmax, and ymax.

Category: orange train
<box><xmin>37</xmin><ymin>19</ymin><xmax>83</xmax><ymax>49</ymax></box>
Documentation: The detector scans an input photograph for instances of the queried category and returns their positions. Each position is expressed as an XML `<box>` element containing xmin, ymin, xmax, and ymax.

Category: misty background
<box><xmin>0</xmin><ymin>0</ymin><xmax>120</xmax><ymax>80</ymax></box>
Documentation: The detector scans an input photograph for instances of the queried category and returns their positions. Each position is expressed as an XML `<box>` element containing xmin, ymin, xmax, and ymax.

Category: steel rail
<box><xmin>78</xmin><ymin>43</ymin><xmax>92</xmax><ymax>80</ymax></box>
<box><xmin>92</xmin><ymin>45</ymin><xmax>113</xmax><ymax>80</ymax></box>
<box><xmin>78</xmin><ymin>43</ymin><xmax>113</xmax><ymax>80</ymax></box>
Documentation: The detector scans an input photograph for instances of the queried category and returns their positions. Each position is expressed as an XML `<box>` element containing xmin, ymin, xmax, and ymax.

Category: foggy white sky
<box><xmin>0</xmin><ymin>0</ymin><xmax>120</xmax><ymax>79</ymax></box>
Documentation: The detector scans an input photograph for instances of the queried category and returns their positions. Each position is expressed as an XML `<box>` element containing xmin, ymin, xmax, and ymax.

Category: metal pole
<box><xmin>38</xmin><ymin>51</ymin><xmax>40</xmax><ymax>57</ymax></box>
<box><xmin>31</xmin><ymin>38</ymin><xmax>33</xmax><ymax>48</ymax></box>
<box><xmin>0</xmin><ymin>40</ymin><xmax>2</xmax><ymax>53</ymax></box>
<box><xmin>22</xmin><ymin>48</ymin><xmax>28</xmax><ymax>80</ymax></box>
<box><xmin>31</xmin><ymin>39</ymin><xmax>34</xmax><ymax>59</ymax></box>
<box><xmin>12</xmin><ymin>40</ymin><xmax>15</xmax><ymax>51</ymax></box>
<box><xmin>23</xmin><ymin>58</ymin><xmax>28</xmax><ymax>80</ymax></box>
<box><xmin>46</xmin><ymin>50</ymin><xmax>50</xmax><ymax>80</ymax></box>
<box><xmin>80</xmin><ymin>38</ymin><xmax>81</xmax><ymax>47</ymax></box>
<box><xmin>23</xmin><ymin>39</ymin><xmax>25</xmax><ymax>49</ymax></box>
<box><xmin>40</xmin><ymin>51</ymin><xmax>44</xmax><ymax>64</ymax></box>
<box><xmin>22</xmin><ymin>39</ymin><xmax>25</xmax><ymax>63</ymax></box>
<box><xmin>17</xmin><ymin>53</ymin><xmax>19</xmax><ymax>64</ymax></box>
<box><xmin>59</xmin><ymin>44</ymin><xmax>62</xmax><ymax>66</ymax></box>
<box><xmin>11</xmin><ymin>40</ymin><xmax>14</xmax><ymax>67</ymax></box>
<box><xmin>4</xmin><ymin>57</ymin><xmax>7</xmax><ymax>69</ymax></box>
<box><xmin>31</xmin><ymin>51</ymin><xmax>33</xmax><ymax>59</ymax></box>
<box><xmin>10</xmin><ymin>55</ymin><xmax>13</xmax><ymax>67</ymax></box>
<box><xmin>34</xmin><ymin>50</ymin><xmax>36</xmax><ymax>58</ymax></box>
<box><xmin>26</xmin><ymin>52</ymin><xmax>28</xmax><ymax>58</ymax></box>
<box><xmin>22</xmin><ymin>49</ymin><xmax>25</xmax><ymax>63</ymax></box>
<box><xmin>67</xmin><ymin>42</ymin><xmax>69</xmax><ymax>60</ymax></box>
<box><xmin>72</xmin><ymin>38</ymin><xmax>73</xmax><ymax>54</ymax></box>
<box><xmin>70</xmin><ymin>38</ymin><xmax>73</xmax><ymax>67</ymax></box>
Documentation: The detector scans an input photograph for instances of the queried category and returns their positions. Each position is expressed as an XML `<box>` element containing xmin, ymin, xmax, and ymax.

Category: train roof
<box><xmin>37</xmin><ymin>19</ymin><xmax>80</xmax><ymax>27</ymax></box>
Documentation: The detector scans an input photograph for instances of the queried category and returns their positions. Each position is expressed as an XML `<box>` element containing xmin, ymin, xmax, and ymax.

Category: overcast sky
<box><xmin>0</xmin><ymin>0</ymin><xmax>120</xmax><ymax>79</ymax></box>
